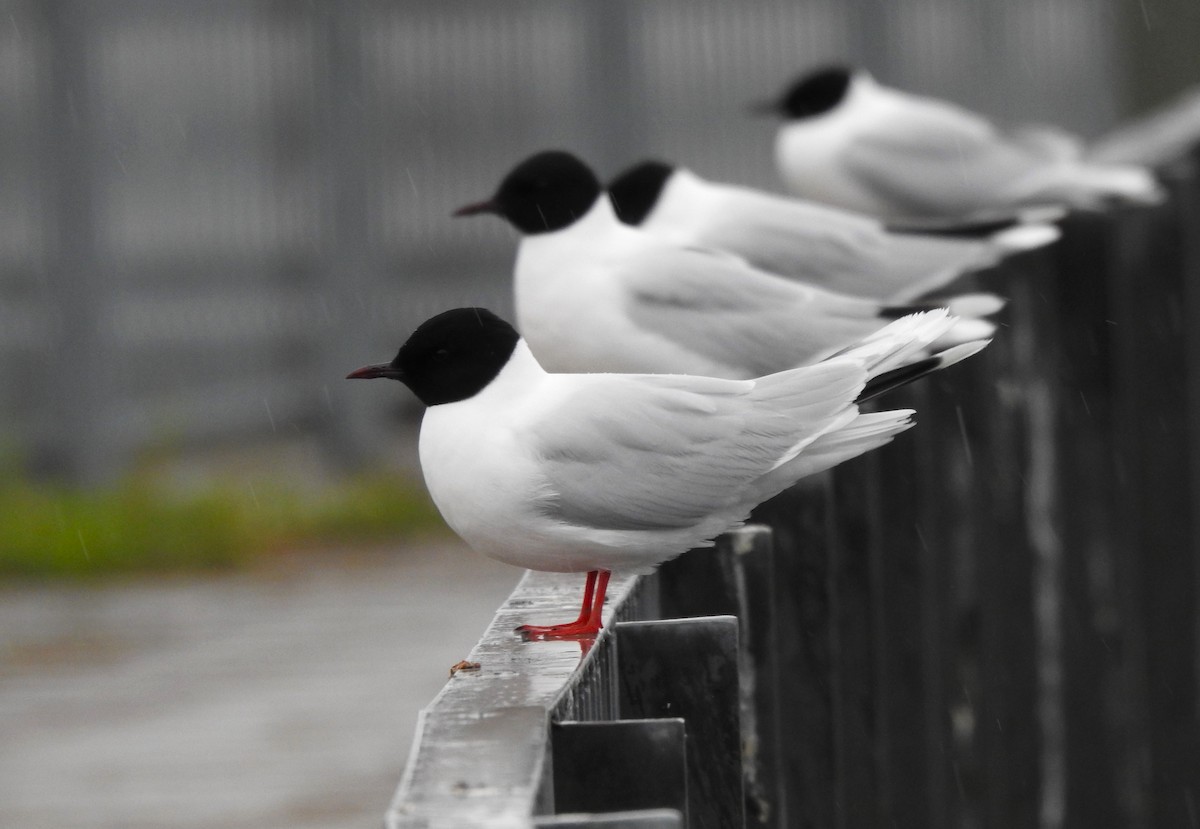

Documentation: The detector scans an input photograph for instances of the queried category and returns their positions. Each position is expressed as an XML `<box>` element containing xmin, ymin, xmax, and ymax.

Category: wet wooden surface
<box><xmin>386</xmin><ymin>570</ymin><xmax>646</xmax><ymax>829</ymax></box>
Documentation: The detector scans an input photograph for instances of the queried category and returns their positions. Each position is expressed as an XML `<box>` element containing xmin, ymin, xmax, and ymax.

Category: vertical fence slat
<box><xmin>658</xmin><ymin>526</ymin><xmax>782</xmax><ymax>829</ymax></box>
<box><xmin>616</xmin><ymin>617</ymin><xmax>743</xmax><ymax>829</ymax></box>
<box><xmin>1052</xmin><ymin>213</ymin><xmax>1129</xmax><ymax>828</ymax></box>
<box><xmin>36</xmin><ymin>0</ymin><xmax>118</xmax><ymax>483</ymax></box>
<box><xmin>828</xmin><ymin>461</ymin><xmax>882</xmax><ymax>828</ymax></box>
<box><xmin>751</xmin><ymin>479</ymin><xmax>838</xmax><ymax>828</ymax></box>
<box><xmin>865</xmin><ymin>386</ymin><xmax>943</xmax><ymax>829</ymax></box>
<box><xmin>904</xmin><ymin>376</ymin><xmax>962</xmax><ymax>829</ymax></box>
<box><xmin>314</xmin><ymin>1</ymin><xmax>385</xmax><ymax>469</ymax></box>
<box><xmin>1109</xmin><ymin>160</ymin><xmax>1200</xmax><ymax>829</ymax></box>
<box><xmin>551</xmin><ymin>719</ymin><xmax>688</xmax><ymax>819</ymax></box>
<box><xmin>1182</xmin><ymin>149</ymin><xmax>1200</xmax><ymax>829</ymax></box>
<box><xmin>977</xmin><ymin>274</ymin><xmax>1043</xmax><ymax>829</ymax></box>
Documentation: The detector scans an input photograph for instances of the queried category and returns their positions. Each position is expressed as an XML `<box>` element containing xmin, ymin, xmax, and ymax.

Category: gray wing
<box><xmin>1004</xmin><ymin>124</ymin><xmax>1084</xmax><ymax>161</ymax></box>
<box><xmin>531</xmin><ymin>368</ymin><xmax>863</xmax><ymax>532</ymax></box>
<box><xmin>620</xmin><ymin>246</ymin><xmax>887</xmax><ymax>377</ymax></box>
<box><xmin>695</xmin><ymin>184</ymin><xmax>994</xmax><ymax>300</ymax></box>
<box><xmin>843</xmin><ymin>102</ymin><xmax>1047</xmax><ymax>217</ymax></box>
<box><xmin>692</xmin><ymin>185</ymin><xmax>895</xmax><ymax>285</ymax></box>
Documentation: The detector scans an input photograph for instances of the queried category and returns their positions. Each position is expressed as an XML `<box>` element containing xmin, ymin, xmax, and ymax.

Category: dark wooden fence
<box><xmin>387</xmin><ymin>121</ymin><xmax>1200</xmax><ymax>829</ymax></box>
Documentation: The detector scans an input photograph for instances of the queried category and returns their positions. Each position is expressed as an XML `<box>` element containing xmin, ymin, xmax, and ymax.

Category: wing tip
<box><xmin>935</xmin><ymin>338</ymin><xmax>992</xmax><ymax>369</ymax></box>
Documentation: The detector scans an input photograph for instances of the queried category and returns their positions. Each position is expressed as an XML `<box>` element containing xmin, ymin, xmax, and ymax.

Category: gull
<box><xmin>761</xmin><ymin>65</ymin><xmax>1164</xmax><ymax>220</ymax></box>
<box><xmin>347</xmin><ymin>307</ymin><xmax>985</xmax><ymax>638</ymax></box>
<box><xmin>455</xmin><ymin>150</ymin><xmax>999</xmax><ymax>378</ymax></box>
<box><xmin>608</xmin><ymin>158</ymin><xmax>1058</xmax><ymax>302</ymax></box>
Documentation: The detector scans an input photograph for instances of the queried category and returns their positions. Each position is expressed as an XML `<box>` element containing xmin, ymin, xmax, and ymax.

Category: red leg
<box><xmin>517</xmin><ymin>569</ymin><xmax>611</xmax><ymax>639</ymax></box>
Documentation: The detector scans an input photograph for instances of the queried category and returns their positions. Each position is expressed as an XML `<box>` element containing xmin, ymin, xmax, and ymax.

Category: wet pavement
<box><xmin>0</xmin><ymin>541</ymin><xmax>520</xmax><ymax>829</ymax></box>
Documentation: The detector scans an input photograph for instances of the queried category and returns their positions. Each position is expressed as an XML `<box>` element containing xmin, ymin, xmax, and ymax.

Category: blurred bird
<box><xmin>454</xmin><ymin>150</ymin><xmax>997</xmax><ymax>379</ymax></box>
<box><xmin>608</xmin><ymin>159</ymin><xmax>1059</xmax><ymax>302</ymax></box>
<box><xmin>347</xmin><ymin>307</ymin><xmax>985</xmax><ymax>637</ymax></box>
<box><xmin>760</xmin><ymin>65</ymin><xmax>1164</xmax><ymax>220</ymax></box>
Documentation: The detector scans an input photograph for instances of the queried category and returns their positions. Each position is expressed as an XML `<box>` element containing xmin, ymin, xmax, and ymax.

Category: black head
<box><xmin>453</xmin><ymin>150</ymin><xmax>603</xmax><ymax>234</ymax></box>
<box><xmin>346</xmin><ymin>308</ymin><xmax>521</xmax><ymax>406</ymax></box>
<box><xmin>608</xmin><ymin>160</ymin><xmax>675</xmax><ymax>226</ymax></box>
<box><xmin>769</xmin><ymin>65</ymin><xmax>854</xmax><ymax>120</ymax></box>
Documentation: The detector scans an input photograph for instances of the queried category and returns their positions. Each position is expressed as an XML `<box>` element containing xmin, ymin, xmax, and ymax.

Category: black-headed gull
<box><xmin>761</xmin><ymin>66</ymin><xmax>1163</xmax><ymax>220</ymax></box>
<box><xmin>455</xmin><ymin>150</ymin><xmax>998</xmax><ymax>379</ymax></box>
<box><xmin>347</xmin><ymin>307</ymin><xmax>985</xmax><ymax>638</ymax></box>
<box><xmin>608</xmin><ymin>159</ymin><xmax>1058</xmax><ymax>302</ymax></box>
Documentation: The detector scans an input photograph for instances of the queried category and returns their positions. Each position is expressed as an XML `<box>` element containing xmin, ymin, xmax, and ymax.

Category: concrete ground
<box><xmin>0</xmin><ymin>541</ymin><xmax>520</xmax><ymax>829</ymax></box>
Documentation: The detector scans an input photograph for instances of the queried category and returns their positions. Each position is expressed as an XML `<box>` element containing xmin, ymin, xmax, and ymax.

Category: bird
<box><xmin>607</xmin><ymin>159</ymin><xmax>1059</xmax><ymax>302</ymax></box>
<box><xmin>347</xmin><ymin>307</ymin><xmax>987</xmax><ymax>638</ymax></box>
<box><xmin>761</xmin><ymin>65</ymin><xmax>1164</xmax><ymax>221</ymax></box>
<box><xmin>454</xmin><ymin>150</ymin><xmax>998</xmax><ymax>379</ymax></box>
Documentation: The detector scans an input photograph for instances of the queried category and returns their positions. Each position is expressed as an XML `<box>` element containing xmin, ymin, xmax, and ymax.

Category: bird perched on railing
<box><xmin>758</xmin><ymin>65</ymin><xmax>1164</xmax><ymax>221</ymax></box>
<box><xmin>454</xmin><ymin>150</ymin><xmax>998</xmax><ymax>379</ymax></box>
<box><xmin>607</xmin><ymin>159</ymin><xmax>1059</xmax><ymax>302</ymax></box>
<box><xmin>347</xmin><ymin>307</ymin><xmax>985</xmax><ymax>638</ymax></box>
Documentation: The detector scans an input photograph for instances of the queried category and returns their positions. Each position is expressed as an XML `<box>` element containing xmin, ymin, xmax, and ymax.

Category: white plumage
<box><xmin>609</xmin><ymin>162</ymin><xmax>1058</xmax><ymax>302</ymax></box>
<box><xmin>349</xmin><ymin>307</ymin><xmax>985</xmax><ymax>636</ymax></box>
<box><xmin>417</xmin><ymin>312</ymin><xmax>957</xmax><ymax>577</ymax></box>
<box><xmin>456</xmin><ymin>151</ymin><xmax>997</xmax><ymax>380</ymax></box>
<box><xmin>771</xmin><ymin>67</ymin><xmax>1164</xmax><ymax>220</ymax></box>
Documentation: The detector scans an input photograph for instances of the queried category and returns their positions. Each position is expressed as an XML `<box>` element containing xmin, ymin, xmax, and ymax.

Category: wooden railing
<box><xmin>387</xmin><ymin>113</ymin><xmax>1200</xmax><ymax>829</ymax></box>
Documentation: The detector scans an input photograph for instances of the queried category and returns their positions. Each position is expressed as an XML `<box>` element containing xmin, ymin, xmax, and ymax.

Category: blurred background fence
<box><xmin>3</xmin><ymin>0</ymin><xmax>1196</xmax><ymax>484</ymax></box>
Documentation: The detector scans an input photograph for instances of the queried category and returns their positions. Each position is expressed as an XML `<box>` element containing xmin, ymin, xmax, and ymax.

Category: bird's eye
<box><xmin>435</xmin><ymin>348</ymin><xmax>450</xmax><ymax>359</ymax></box>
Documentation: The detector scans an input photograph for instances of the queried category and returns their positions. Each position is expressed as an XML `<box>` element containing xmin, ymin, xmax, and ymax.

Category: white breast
<box><xmin>416</xmin><ymin>345</ymin><xmax>650</xmax><ymax>573</ymax></box>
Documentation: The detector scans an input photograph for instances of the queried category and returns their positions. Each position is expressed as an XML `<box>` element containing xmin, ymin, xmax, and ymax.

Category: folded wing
<box><xmin>531</xmin><ymin>364</ymin><xmax>866</xmax><ymax>533</ymax></box>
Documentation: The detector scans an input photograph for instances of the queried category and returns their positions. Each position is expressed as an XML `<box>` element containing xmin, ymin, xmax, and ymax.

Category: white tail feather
<box><xmin>777</xmin><ymin>410</ymin><xmax>916</xmax><ymax>482</ymax></box>
<box><xmin>1078</xmin><ymin>165</ymin><xmax>1166</xmax><ymax>206</ymax></box>
<box><xmin>834</xmin><ymin>310</ymin><xmax>955</xmax><ymax>376</ymax></box>
<box><xmin>939</xmin><ymin>317</ymin><xmax>997</xmax><ymax>346</ymax></box>
<box><xmin>943</xmin><ymin>292</ymin><xmax>1006</xmax><ymax>318</ymax></box>
<box><xmin>993</xmin><ymin>223</ymin><xmax>1060</xmax><ymax>251</ymax></box>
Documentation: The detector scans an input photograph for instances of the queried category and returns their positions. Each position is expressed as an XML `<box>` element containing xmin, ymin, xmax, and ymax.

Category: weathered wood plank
<box><xmin>534</xmin><ymin>809</ymin><xmax>683</xmax><ymax>828</ymax></box>
<box><xmin>616</xmin><ymin>617</ymin><xmax>743</xmax><ymax>829</ymax></box>
<box><xmin>862</xmin><ymin>388</ymin><xmax>943</xmax><ymax>829</ymax></box>
<box><xmin>975</xmin><ymin>274</ymin><xmax>1043</xmax><ymax>829</ymax></box>
<box><xmin>1053</xmin><ymin>213</ymin><xmax>1129</xmax><ymax>828</ymax></box>
<box><xmin>751</xmin><ymin>478</ymin><xmax>838</xmax><ymax>828</ymax></box>
<box><xmin>827</xmin><ymin>459</ymin><xmax>881</xmax><ymax>828</ymax></box>
<box><xmin>386</xmin><ymin>570</ymin><xmax>646</xmax><ymax>829</ymax></box>
<box><xmin>658</xmin><ymin>526</ymin><xmax>783</xmax><ymax>829</ymax></box>
<box><xmin>1108</xmin><ymin>159</ymin><xmax>1200</xmax><ymax>829</ymax></box>
<box><xmin>551</xmin><ymin>719</ymin><xmax>687</xmax><ymax>819</ymax></box>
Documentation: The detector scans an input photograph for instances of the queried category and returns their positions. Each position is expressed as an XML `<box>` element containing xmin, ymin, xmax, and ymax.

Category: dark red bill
<box><xmin>346</xmin><ymin>363</ymin><xmax>401</xmax><ymax>380</ymax></box>
<box><xmin>452</xmin><ymin>199</ymin><xmax>498</xmax><ymax>217</ymax></box>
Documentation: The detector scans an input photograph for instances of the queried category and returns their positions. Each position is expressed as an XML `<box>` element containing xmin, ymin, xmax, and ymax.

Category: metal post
<box><xmin>314</xmin><ymin>0</ymin><xmax>386</xmax><ymax>470</ymax></box>
<box><xmin>35</xmin><ymin>0</ymin><xmax>119</xmax><ymax>484</ymax></box>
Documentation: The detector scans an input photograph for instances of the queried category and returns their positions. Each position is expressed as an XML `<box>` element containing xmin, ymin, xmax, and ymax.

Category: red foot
<box><xmin>516</xmin><ymin>619</ymin><xmax>602</xmax><ymax>640</ymax></box>
<box><xmin>515</xmin><ymin>570</ymin><xmax>611</xmax><ymax>641</ymax></box>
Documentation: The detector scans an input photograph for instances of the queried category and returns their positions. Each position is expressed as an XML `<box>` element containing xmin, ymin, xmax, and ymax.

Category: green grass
<box><xmin>0</xmin><ymin>472</ymin><xmax>449</xmax><ymax>579</ymax></box>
